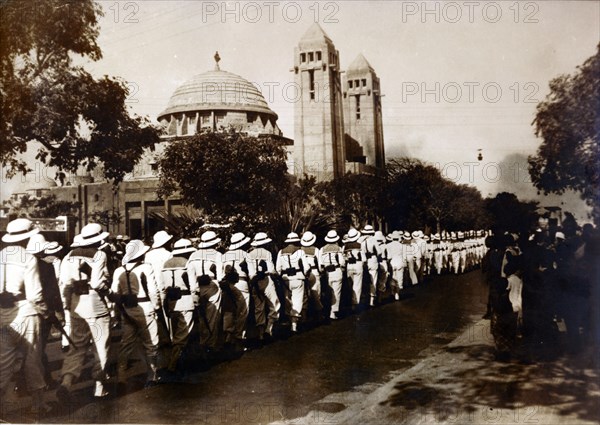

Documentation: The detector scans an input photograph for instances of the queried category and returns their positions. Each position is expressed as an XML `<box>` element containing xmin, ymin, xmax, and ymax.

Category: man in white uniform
<box><xmin>187</xmin><ymin>231</ymin><xmax>223</xmax><ymax>352</ymax></box>
<box><xmin>0</xmin><ymin>219</ymin><xmax>49</xmax><ymax>414</ymax></box>
<box><xmin>276</xmin><ymin>232</ymin><xmax>306</xmax><ymax>332</ymax></box>
<box><xmin>58</xmin><ymin>223</ymin><xmax>112</xmax><ymax>400</ymax></box>
<box><xmin>343</xmin><ymin>229</ymin><xmax>365</xmax><ymax>310</ymax></box>
<box><xmin>112</xmin><ymin>240</ymin><xmax>161</xmax><ymax>387</ymax></box>
<box><xmin>247</xmin><ymin>232</ymin><xmax>280</xmax><ymax>339</ymax></box>
<box><xmin>320</xmin><ymin>230</ymin><xmax>346</xmax><ymax>320</ymax></box>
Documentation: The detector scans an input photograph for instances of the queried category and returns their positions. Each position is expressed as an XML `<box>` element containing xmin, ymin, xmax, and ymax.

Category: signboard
<box><xmin>0</xmin><ymin>216</ymin><xmax>75</xmax><ymax>249</ymax></box>
<box><xmin>30</xmin><ymin>217</ymin><xmax>68</xmax><ymax>232</ymax></box>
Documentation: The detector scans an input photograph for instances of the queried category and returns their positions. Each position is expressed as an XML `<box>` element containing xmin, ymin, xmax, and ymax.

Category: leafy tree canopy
<box><xmin>319</xmin><ymin>173</ymin><xmax>388</xmax><ymax>232</ymax></box>
<box><xmin>157</xmin><ymin>131</ymin><xmax>290</xmax><ymax>235</ymax></box>
<box><xmin>4</xmin><ymin>194</ymin><xmax>80</xmax><ymax>219</ymax></box>
<box><xmin>0</xmin><ymin>0</ymin><xmax>160</xmax><ymax>183</ymax></box>
<box><xmin>385</xmin><ymin>158</ymin><xmax>489</xmax><ymax>233</ymax></box>
<box><xmin>484</xmin><ymin>192</ymin><xmax>539</xmax><ymax>234</ymax></box>
<box><xmin>529</xmin><ymin>44</ymin><xmax>600</xmax><ymax>222</ymax></box>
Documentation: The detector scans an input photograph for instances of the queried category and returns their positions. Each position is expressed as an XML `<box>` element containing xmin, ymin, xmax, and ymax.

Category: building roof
<box><xmin>299</xmin><ymin>23</ymin><xmax>333</xmax><ymax>44</ymax></box>
<box><xmin>158</xmin><ymin>59</ymin><xmax>278</xmax><ymax>121</ymax></box>
<box><xmin>348</xmin><ymin>53</ymin><xmax>375</xmax><ymax>72</ymax></box>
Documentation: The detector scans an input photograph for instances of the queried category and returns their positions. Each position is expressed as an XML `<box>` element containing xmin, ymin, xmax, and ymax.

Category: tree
<box><xmin>4</xmin><ymin>194</ymin><xmax>80</xmax><ymax>218</ymax></box>
<box><xmin>385</xmin><ymin>158</ymin><xmax>488</xmax><ymax>233</ymax></box>
<box><xmin>529</xmin><ymin>44</ymin><xmax>600</xmax><ymax>223</ymax></box>
<box><xmin>157</xmin><ymin>131</ymin><xmax>290</xmax><ymax>236</ymax></box>
<box><xmin>319</xmin><ymin>173</ymin><xmax>388</xmax><ymax>232</ymax></box>
<box><xmin>88</xmin><ymin>208</ymin><xmax>123</xmax><ymax>231</ymax></box>
<box><xmin>0</xmin><ymin>0</ymin><xmax>160</xmax><ymax>183</ymax></box>
<box><xmin>274</xmin><ymin>176</ymin><xmax>341</xmax><ymax>242</ymax></box>
<box><xmin>447</xmin><ymin>184</ymin><xmax>489</xmax><ymax>231</ymax></box>
<box><xmin>484</xmin><ymin>192</ymin><xmax>538</xmax><ymax>234</ymax></box>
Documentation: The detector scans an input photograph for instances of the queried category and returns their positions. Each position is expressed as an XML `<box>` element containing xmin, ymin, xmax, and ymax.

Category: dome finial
<box><xmin>214</xmin><ymin>51</ymin><xmax>221</xmax><ymax>70</ymax></box>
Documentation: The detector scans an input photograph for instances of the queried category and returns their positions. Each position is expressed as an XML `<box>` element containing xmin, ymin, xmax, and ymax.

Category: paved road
<box><xmin>2</xmin><ymin>270</ymin><xmax>488</xmax><ymax>424</ymax></box>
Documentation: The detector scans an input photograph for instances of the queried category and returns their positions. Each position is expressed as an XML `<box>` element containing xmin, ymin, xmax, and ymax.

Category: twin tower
<box><xmin>292</xmin><ymin>24</ymin><xmax>385</xmax><ymax>181</ymax></box>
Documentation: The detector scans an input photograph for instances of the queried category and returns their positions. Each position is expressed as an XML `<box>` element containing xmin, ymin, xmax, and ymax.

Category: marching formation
<box><xmin>0</xmin><ymin>218</ymin><xmax>486</xmax><ymax>414</ymax></box>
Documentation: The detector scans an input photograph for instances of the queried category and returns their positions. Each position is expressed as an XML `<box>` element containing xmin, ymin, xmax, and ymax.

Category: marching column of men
<box><xmin>0</xmin><ymin>218</ymin><xmax>486</xmax><ymax>413</ymax></box>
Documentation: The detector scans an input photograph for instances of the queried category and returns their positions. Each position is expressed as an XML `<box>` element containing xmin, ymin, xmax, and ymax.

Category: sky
<box><xmin>3</xmin><ymin>0</ymin><xmax>599</xmax><ymax>221</ymax></box>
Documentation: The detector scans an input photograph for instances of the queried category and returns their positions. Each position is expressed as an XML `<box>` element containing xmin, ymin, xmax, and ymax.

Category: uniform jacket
<box><xmin>386</xmin><ymin>241</ymin><xmax>404</xmax><ymax>268</ymax></box>
<box><xmin>112</xmin><ymin>262</ymin><xmax>161</xmax><ymax>315</ymax></box>
<box><xmin>247</xmin><ymin>247</ymin><xmax>275</xmax><ymax>279</ymax></box>
<box><xmin>60</xmin><ymin>247</ymin><xmax>110</xmax><ymax>319</ymax></box>
<box><xmin>162</xmin><ymin>256</ymin><xmax>197</xmax><ymax>311</ymax></box>
<box><xmin>362</xmin><ymin>237</ymin><xmax>380</xmax><ymax>265</ymax></box>
<box><xmin>0</xmin><ymin>245</ymin><xmax>46</xmax><ymax>318</ymax></box>
<box><xmin>145</xmin><ymin>247</ymin><xmax>172</xmax><ymax>298</ymax></box>
<box><xmin>319</xmin><ymin>243</ymin><xmax>345</xmax><ymax>272</ymax></box>
<box><xmin>188</xmin><ymin>248</ymin><xmax>223</xmax><ymax>283</ymax></box>
<box><xmin>222</xmin><ymin>249</ymin><xmax>249</xmax><ymax>281</ymax></box>
<box><xmin>276</xmin><ymin>244</ymin><xmax>305</xmax><ymax>278</ymax></box>
<box><xmin>301</xmin><ymin>246</ymin><xmax>320</xmax><ymax>275</ymax></box>
<box><xmin>343</xmin><ymin>241</ymin><xmax>366</xmax><ymax>264</ymax></box>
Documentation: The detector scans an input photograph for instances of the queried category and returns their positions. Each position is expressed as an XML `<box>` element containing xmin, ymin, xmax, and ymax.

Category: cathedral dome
<box><xmin>157</xmin><ymin>53</ymin><xmax>281</xmax><ymax>137</ymax></box>
<box><xmin>158</xmin><ymin>69</ymin><xmax>277</xmax><ymax>121</ymax></box>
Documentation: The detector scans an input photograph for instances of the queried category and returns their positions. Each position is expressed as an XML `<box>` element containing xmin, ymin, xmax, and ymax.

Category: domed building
<box><xmin>46</xmin><ymin>53</ymin><xmax>293</xmax><ymax>240</ymax></box>
<box><xmin>158</xmin><ymin>55</ymin><xmax>283</xmax><ymax>138</ymax></box>
<box><xmin>31</xmin><ymin>25</ymin><xmax>385</xmax><ymax>239</ymax></box>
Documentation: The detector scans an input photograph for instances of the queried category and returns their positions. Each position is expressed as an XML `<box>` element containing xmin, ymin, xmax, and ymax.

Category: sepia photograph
<box><xmin>0</xmin><ymin>0</ymin><xmax>599</xmax><ymax>423</ymax></box>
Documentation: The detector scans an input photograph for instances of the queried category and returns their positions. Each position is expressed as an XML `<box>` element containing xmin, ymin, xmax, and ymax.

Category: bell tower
<box><xmin>343</xmin><ymin>54</ymin><xmax>385</xmax><ymax>171</ymax></box>
<box><xmin>293</xmin><ymin>24</ymin><xmax>345</xmax><ymax>181</ymax></box>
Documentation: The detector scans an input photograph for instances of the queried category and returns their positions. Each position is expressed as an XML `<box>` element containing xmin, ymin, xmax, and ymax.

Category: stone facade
<box><xmin>292</xmin><ymin>24</ymin><xmax>346</xmax><ymax>182</ymax></box>
<box><xmin>343</xmin><ymin>54</ymin><xmax>385</xmax><ymax>172</ymax></box>
<box><xmin>293</xmin><ymin>24</ymin><xmax>385</xmax><ymax>181</ymax></box>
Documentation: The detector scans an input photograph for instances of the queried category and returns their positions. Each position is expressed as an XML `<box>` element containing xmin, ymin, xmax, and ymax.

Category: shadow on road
<box><xmin>381</xmin><ymin>339</ymin><xmax>600</xmax><ymax>423</ymax></box>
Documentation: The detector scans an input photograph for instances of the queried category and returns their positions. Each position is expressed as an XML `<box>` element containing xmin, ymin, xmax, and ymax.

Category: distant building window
<box><xmin>201</xmin><ymin>114</ymin><xmax>211</xmax><ymax>126</ymax></box>
<box><xmin>348</xmin><ymin>80</ymin><xmax>353</xmax><ymax>88</ymax></box>
<box><xmin>362</xmin><ymin>79</ymin><xmax>367</xmax><ymax>87</ymax></box>
<box><xmin>300</xmin><ymin>53</ymin><xmax>306</xmax><ymax>63</ymax></box>
<box><xmin>309</xmin><ymin>69</ymin><xmax>315</xmax><ymax>100</ymax></box>
<box><xmin>316</xmin><ymin>51</ymin><xmax>322</xmax><ymax>61</ymax></box>
<box><xmin>356</xmin><ymin>95</ymin><xmax>361</xmax><ymax>120</ymax></box>
<box><xmin>151</xmin><ymin>163</ymin><xmax>159</xmax><ymax>173</ymax></box>
<box><xmin>308</xmin><ymin>52</ymin><xmax>314</xmax><ymax>62</ymax></box>
<box><xmin>72</xmin><ymin>194</ymin><xmax>76</xmax><ymax>199</ymax></box>
<box><xmin>215</xmin><ymin>113</ymin><xmax>225</xmax><ymax>125</ymax></box>
<box><xmin>354</xmin><ymin>79</ymin><xmax>360</xmax><ymax>88</ymax></box>
<box><xmin>94</xmin><ymin>194</ymin><xmax>99</xmax><ymax>202</ymax></box>
<box><xmin>343</xmin><ymin>92</ymin><xmax>347</xmax><ymax>98</ymax></box>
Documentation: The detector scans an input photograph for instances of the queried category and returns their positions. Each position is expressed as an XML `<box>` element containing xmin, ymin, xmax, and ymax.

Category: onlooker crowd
<box><xmin>483</xmin><ymin>217</ymin><xmax>599</xmax><ymax>362</ymax></box>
